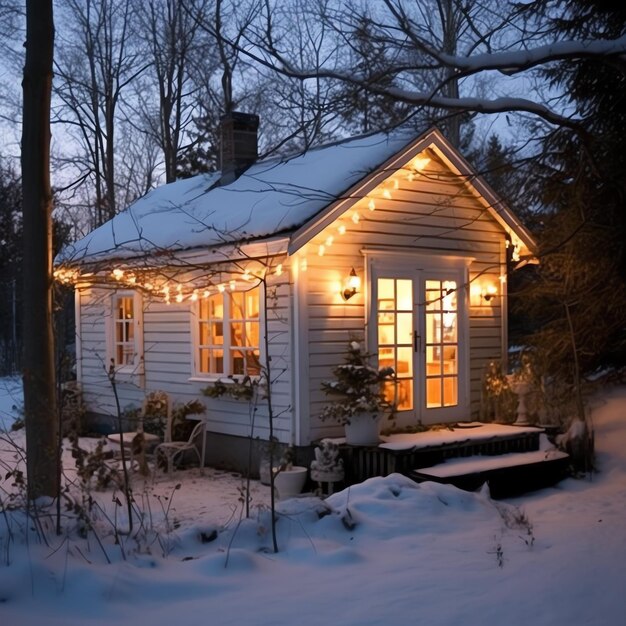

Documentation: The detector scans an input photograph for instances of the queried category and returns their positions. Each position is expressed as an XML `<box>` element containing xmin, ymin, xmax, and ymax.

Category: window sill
<box><xmin>188</xmin><ymin>375</ymin><xmax>261</xmax><ymax>385</ymax></box>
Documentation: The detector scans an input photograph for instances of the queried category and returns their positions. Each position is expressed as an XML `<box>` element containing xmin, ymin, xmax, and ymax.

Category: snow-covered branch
<box><xmin>239</xmin><ymin>1</ymin><xmax>626</xmax><ymax>130</ymax></box>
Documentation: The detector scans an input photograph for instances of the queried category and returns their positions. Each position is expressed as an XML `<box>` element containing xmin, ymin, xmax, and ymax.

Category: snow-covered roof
<box><xmin>59</xmin><ymin>126</ymin><xmax>536</xmax><ymax>266</ymax></box>
<box><xmin>60</xmin><ymin>128</ymin><xmax>419</xmax><ymax>264</ymax></box>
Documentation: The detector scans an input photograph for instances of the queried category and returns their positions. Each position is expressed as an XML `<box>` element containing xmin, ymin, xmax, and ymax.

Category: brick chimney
<box><xmin>219</xmin><ymin>111</ymin><xmax>259</xmax><ymax>185</ymax></box>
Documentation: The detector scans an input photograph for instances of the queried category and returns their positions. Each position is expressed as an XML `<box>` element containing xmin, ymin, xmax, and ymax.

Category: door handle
<box><xmin>413</xmin><ymin>331</ymin><xmax>421</xmax><ymax>352</ymax></box>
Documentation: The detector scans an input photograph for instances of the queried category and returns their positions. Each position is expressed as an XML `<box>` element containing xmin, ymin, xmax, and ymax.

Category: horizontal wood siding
<box><xmin>77</xmin><ymin>150</ymin><xmax>511</xmax><ymax>447</ymax></box>
<box><xmin>302</xmin><ymin>154</ymin><xmax>506</xmax><ymax>441</ymax></box>
<box><xmin>77</xmin><ymin>269</ymin><xmax>293</xmax><ymax>443</ymax></box>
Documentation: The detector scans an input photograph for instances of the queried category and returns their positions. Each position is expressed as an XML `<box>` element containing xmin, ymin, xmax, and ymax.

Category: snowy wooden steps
<box><xmin>335</xmin><ymin>424</ymin><xmax>570</xmax><ymax>497</ymax></box>
<box><xmin>409</xmin><ymin>449</ymin><xmax>570</xmax><ymax>499</ymax></box>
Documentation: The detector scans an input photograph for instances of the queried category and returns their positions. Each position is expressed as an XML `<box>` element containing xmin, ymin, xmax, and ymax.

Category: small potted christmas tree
<box><xmin>320</xmin><ymin>340</ymin><xmax>395</xmax><ymax>445</ymax></box>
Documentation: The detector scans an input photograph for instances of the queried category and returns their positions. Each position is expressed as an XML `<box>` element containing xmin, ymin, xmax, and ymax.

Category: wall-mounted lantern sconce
<box><xmin>470</xmin><ymin>282</ymin><xmax>498</xmax><ymax>307</ymax></box>
<box><xmin>342</xmin><ymin>268</ymin><xmax>361</xmax><ymax>301</ymax></box>
<box><xmin>482</xmin><ymin>284</ymin><xmax>498</xmax><ymax>303</ymax></box>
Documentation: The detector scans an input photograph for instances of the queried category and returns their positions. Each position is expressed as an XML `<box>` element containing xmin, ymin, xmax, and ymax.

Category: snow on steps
<box><xmin>334</xmin><ymin>424</ymin><xmax>570</xmax><ymax>498</ymax></box>
<box><xmin>409</xmin><ymin>449</ymin><xmax>570</xmax><ymax>499</ymax></box>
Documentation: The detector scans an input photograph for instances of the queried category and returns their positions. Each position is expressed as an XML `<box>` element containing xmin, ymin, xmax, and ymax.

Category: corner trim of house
<box><xmin>74</xmin><ymin>289</ymin><xmax>83</xmax><ymax>384</ymax></box>
<box><xmin>292</xmin><ymin>256</ymin><xmax>310</xmax><ymax>446</ymax></box>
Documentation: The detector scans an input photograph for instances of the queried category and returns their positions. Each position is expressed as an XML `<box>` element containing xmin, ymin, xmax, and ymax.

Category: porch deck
<box><xmin>329</xmin><ymin>423</ymin><xmax>569</xmax><ymax>498</ymax></box>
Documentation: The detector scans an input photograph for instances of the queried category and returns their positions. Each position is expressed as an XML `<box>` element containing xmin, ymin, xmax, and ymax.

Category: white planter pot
<box><xmin>273</xmin><ymin>466</ymin><xmax>308</xmax><ymax>499</ymax></box>
<box><xmin>259</xmin><ymin>458</ymin><xmax>272</xmax><ymax>485</ymax></box>
<box><xmin>344</xmin><ymin>413</ymin><xmax>381</xmax><ymax>446</ymax></box>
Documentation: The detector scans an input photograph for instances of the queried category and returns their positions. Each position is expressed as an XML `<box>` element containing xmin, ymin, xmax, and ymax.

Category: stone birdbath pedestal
<box><xmin>507</xmin><ymin>375</ymin><xmax>532</xmax><ymax>426</ymax></box>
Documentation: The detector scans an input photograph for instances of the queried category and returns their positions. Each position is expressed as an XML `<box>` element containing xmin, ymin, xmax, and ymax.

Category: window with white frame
<box><xmin>196</xmin><ymin>286</ymin><xmax>261</xmax><ymax>377</ymax></box>
<box><xmin>109</xmin><ymin>291</ymin><xmax>143</xmax><ymax>371</ymax></box>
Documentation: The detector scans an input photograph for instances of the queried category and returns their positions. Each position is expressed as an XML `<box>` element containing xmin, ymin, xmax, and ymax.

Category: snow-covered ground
<box><xmin>1</xmin><ymin>380</ymin><xmax>625</xmax><ymax>625</ymax></box>
<box><xmin>0</xmin><ymin>376</ymin><xmax>22</xmax><ymax>432</ymax></box>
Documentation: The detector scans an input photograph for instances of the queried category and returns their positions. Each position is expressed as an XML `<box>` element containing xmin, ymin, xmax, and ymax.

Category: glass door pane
<box><xmin>377</xmin><ymin>278</ymin><xmax>413</xmax><ymax>411</ymax></box>
<box><xmin>424</xmin><ymin>280</ymin><xmax>458</xmax><ymax>408</ymax></box>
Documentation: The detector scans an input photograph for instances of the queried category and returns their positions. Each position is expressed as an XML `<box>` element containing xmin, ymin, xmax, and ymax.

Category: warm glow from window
<box><xmin>425</xmin><ymin>280</ymin><xmax>458</xmax><ymax>408</ymax></box>
<box><xmin>113</xmin><ymin>295</ymin><xmax>135</xmax><ymax>366</ymax></box>
<box><xmin>197</xmin><ymin>287</ymin><xmax>261</xmax><ymax>377</ymax></box>
<box><xmin>377</xmin><ymin>278</ymin><xmax>414</xmax><ymax>411</ymax></box>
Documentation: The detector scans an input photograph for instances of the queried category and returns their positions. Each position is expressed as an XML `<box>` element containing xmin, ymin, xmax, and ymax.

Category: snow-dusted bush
<box><xmin>320</xmin><ymin>341</ymin><xmax>395</xmax><ymax>425</ymax></box>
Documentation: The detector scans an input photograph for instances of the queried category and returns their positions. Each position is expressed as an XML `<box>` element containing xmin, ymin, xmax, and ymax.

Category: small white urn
<box><xmin>507</xmin><ymin>375</ymin><xmax>532</xmax><ymax>426</ymax></box>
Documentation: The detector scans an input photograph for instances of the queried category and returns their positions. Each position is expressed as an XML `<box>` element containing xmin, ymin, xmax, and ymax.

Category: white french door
<box><xmin>371</xmin><ymin>258</ymin><xmax>469</xmax><ymax>426</ymax></box>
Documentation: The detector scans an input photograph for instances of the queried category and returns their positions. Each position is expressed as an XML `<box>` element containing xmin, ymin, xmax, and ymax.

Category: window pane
<box><xmin>443</xmin><ymin>313</ymin><xmax>457</xmax><ymax>340</ymax></box>
<box><xmin>427</xmin><ymin>378</ymin><xmax>442</xmax><ymax>408</ymax></box>
<box><xmin>397</xmin><ymin>279</ymin><xmax>412</xmax><ymax>311</ymax></box>
<box><xmin>200</xmin><ymin>296</ymin><xmax>223</xmax><ymax>322</ymax></box>
<box><xmin>426</xmin><ymin>346</ymin><xmax>441</xmax><ymax>374</ymax></box>
<box><xmin>443</xmin><ymin>346</ymin><xmax>457</xmax><ymax>374</ymax></box>
<box><xmin>214</xmin><ymin>350</ymin><xmax>224</xmax><ymax>373</ymax></box>
<box><xmin>425</xmin><ymin>280</ymin><xmax>441</xmax><ymax>311</ymax></box>
<box><xmin>231</xmin><ymin>292</ymin><xmax>244</xmax><ymax>319</ymax></box>
<box><xmin>246</xmin><ymin>350</ymin><xmax>261</xmax><ymax>376</ymax></box>
<box><xmin>377</xmin><ymin>277</ymin><xmax>414</xmax><ymax>413</ymax></box>
<box><xmin>378</xmin><ymin>278</ymin><xmax>394</xmax><ymax>301</ymax></box>
<box><xmin>442</xmin><ymin>281</ymin><xmax>457</xmax><ymax>309</ymax></box>
<box><xmin>423</xmin><ymin>277</ymin><xmax>458</xmax><ymax>410</ymax></box>
<box><xmin>231</xmin><ymin>322</ymin><xmax>244</xmax><ymax>347</ymax></box>
<box><xmin>212</xmin><ymin>321</ymin><xmax>223</xmax><ymax>344</ymax></box>
<box><xmin>379</xmin><ymin>346</ymin><xmax>395</xmax><ymax>371</ymax></box>
<box><xmin>378</xmin><ymin>315</ymin><xmax>395</xmax><ymax>345</ymax></box>
<box><xmin>198</xmin><ymin>286</ymin><xmax>260</xmax><ymax>376</ymax></box>
<box><xmin>199</xmin><ymin>322</ymin><xmax>209</xmax><ymax>345</ymax></box>
<box><xmin>231</xmin><ymin>350</ymin><xmax>244</xmax><ymax>375</ymax></box>
<box><xmin>426</xmin><ymin>314</ymin><xmax>440</xmax><ymax>343</ymax></box>
<box><xmin>397</xmin><ymin>379</ymin><xmax>413</xmax><ymax>411</ymax></box>
<box><xmin>396</xmin><ymin>313</ymin><xmax>413</xmax><ymax>345</ymax></box>
<box><xmin>246</xmin><ymin>322</ymin><xmax>259</xmax><ymax>347</ymax></box>
<box><xmin>117</xmin><ymin>297</ymin><xmax>133</xmax><ymax>320</ymax></box>
<box><xmin>113</xmin><ymin>296</ymin><xmax>135</xmax><ymax>366</ymax></box>
<box><xmin>397</xmin><ymin>347</ymin><xmax>412</xmax><ymax>377</ymax></box>
<box><xmin>246</xmin><ymin>290</ymin><xmax>259</xmax><ymax>318</ymax></box>
<box><xmin>199</xmin><ymin>348</ymin><xmax>210</xmax><ymax>373</ymax></box>
<box><xmin>382</xmin><ymin>380</ymin><xmax>395</xmax><ymax>405</ymax></box>
<box><xmin>443</xmin><ymin>379</ymin><xmax>457</xmax><ymax>406</ymax></box>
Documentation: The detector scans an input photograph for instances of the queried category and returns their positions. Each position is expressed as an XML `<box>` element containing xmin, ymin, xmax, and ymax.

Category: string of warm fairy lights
<box><xmin>54</xmin><ymin>151</ymin><xmax>519</xmax><ymax>303</ymax></box>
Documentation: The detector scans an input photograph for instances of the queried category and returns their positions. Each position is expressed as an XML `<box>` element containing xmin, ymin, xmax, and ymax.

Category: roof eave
<box><xmin>58</xmin><ymin>235</ymin><xmax>291</xmax><ymax>273</ymax></box>
<box><xmin>425</xmin><ymin>130</ymin><xmax>538</xmax><ymax>259</ymax></box>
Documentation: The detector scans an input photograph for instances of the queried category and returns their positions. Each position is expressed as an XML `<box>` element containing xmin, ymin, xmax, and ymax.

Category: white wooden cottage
<box><xmin>57</xmin><ymin>116</ymin><xmax>535</xmax><ymax>468</ymax></box>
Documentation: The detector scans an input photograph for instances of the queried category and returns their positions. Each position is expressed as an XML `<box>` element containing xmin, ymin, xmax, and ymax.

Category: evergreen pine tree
<box><xmin>515</xmin><ymin>1</ymin><xmax>626</xmax><ymax>382</ymax></box>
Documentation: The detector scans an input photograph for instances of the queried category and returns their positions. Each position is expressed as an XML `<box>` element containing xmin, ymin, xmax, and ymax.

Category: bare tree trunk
<box><xmin>21</xmin><ymin>0</ymin><xmax>59</xmax><ymax>500</ymax></box>
<box><xmin>564</xmin><ymin>300</ymin><xmax>585</xmax><ymax>423</ymax></box>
